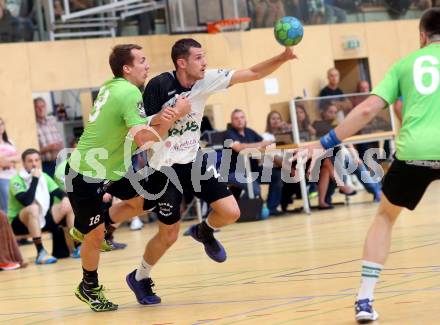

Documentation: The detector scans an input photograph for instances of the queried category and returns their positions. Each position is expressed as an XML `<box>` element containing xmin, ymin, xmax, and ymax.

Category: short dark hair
<box><xmin>109</xmin><ymin>44</ymin><xmax>142</xmax><ymax>78</ymax></box>
<box><xmin>21</xmin><ymin>148</ymin><xmax>40</xmax><ymax>162</ymax></box>
<box><xmin>420</xmin><ymin>8</ymin><xmax>440</xmax><ymax>38</ymax></box>
<box><xmin>171</xmin><ymin>38</ymin><xmax>202</xmax><ymax>69</ymax></box>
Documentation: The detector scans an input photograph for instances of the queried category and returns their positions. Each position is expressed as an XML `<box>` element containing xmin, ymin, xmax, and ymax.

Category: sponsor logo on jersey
<box><xmin>217</xmin><ymin>69</ymin><xmax>230</xmax><ymax>77</ymax></box>
<box><xmin>137</xmin><ymin>101</ymin><xmax>146</xmax><ymax>118</ymax></box>
<box><xmin>168</xmin><ymin>121</ymin><xmax>199</xmax><ymax>137</ymax></box>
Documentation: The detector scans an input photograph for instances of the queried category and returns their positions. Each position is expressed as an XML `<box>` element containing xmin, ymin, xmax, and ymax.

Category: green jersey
<box><xmin>8</xmin><ymin>173</ymin><xmax>59</xmax><ymax>222</ymax></box>
<box><xmin>69</xmin><ymin>78</ymin><xmax>148</xmax><ymax>180</ymax></box>
<box><xmin>372</xmin><ymin>43</ymin><xmax>440</xmax><ymax>160</ymax></box>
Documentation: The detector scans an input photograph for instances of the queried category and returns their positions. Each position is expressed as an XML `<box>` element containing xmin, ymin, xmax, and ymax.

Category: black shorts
<box><xmin>11</xmin><ymin>211</ymin><xmax>60</xmax><ymax>235</ymax></box>
<box><xmin>382</xmin><ymin>158</ymin><xmax>440</xmax><ymax>210</ymax></box>
<box><xmin>65</xmin><ymin>163</ymin><xmax>148</xmax><ymax>234</ymax></box>
<box><xmin>142</xmin><ymin>157</ymin><xmax>231</xmax><ymax>225</ymax></box>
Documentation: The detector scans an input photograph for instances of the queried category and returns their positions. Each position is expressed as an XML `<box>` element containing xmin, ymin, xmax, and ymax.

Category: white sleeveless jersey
<box><xmin>147</xmin><ymin>69</ymin><xmax>233</xmax><ymax>169</ymax></box>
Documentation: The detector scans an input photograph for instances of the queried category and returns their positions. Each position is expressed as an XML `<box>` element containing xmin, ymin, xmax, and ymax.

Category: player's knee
<box><xmin>158</xmin><ymin>226</ymin><xmax>179</xmax><ymax>248</ymax></box>
<box><xmin>229</xmin><ymin>204</ymin><xmax>241</xmax><ymax>222</ymax></box>
<box><xmin>24</xmin><ymin>203</ymin><xmax>39</xmax><ymax>218</ymax></box>
<box><xmin>222</xmin><ymin>203</ymin><xmax>240</xmax><ymax>223</ymax></box>
<box><xmin>85</xmin><ymin>225</ymin><xmax>105</xmax><ymax>247</ymax></box>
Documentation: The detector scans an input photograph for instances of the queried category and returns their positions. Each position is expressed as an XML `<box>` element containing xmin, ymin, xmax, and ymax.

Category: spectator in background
<box><xmin>5</xmin><ymin>0</ymin><xmax>33</xmax><ymax>41</ymax></box>
<box><xmin>0</xmin><ymin>210</ymin><xmax>24</xmax><ymax>270</ymax></box>
<box><xmin>262</xmin><ymin>111</ymin><xmax>292</xmax><ymax>140</ymax></box>
<box><xmin>226</xmin><ymin>109</ymin><xmax>273</xmax><ymax>202</ymax></box>
<box><xmin>8</xmin><ymin>149</ymin><xmax>75</xmax><ymax>264</ymax></box>
<box><xmin>307</xmin><ymin>0</ymin><xmax>325</xmax><ymax>24</ymax></box>
<box><xmin>261</xmin><ymin>111</ymin><xmax>291</xmax><ymax>215</ymax></box>
<box><xmin>351</xmin><ymin>80</ymin><xmax>370</xmax><ymax>107</ymax></box>
<box><xmin>34</xmin><ymin>97</ymin><xmax>64</xmax><ymax>177</ymax></box>
<box><xmin>284</xmin><ymin>0</ymin><xmax>309</xmax><ymax>22</ymax></box>
<box><xmin>313</xmin><ymin>103</ymin><xmax>338</xmax><ymax>136</ymax></box>
<box><xmin>0</xmin><ymin>152</ymin><xmax>24</xmax><ymax>270</ymax></box>
<box><xmin>319</xmin><ymin>67</ymin><xmax>353</xmax><ymax>113</ymax></box>
<box><xmin>0</xmin><ymin>118</ymin><xmax>19</xmax><ymax>212</ymax></box>
<box><xmin>324</xmin><ymin>0</ymin><xmax>347</xmax><ymax>23</ymax></box>
<box><xmin>295</xmin><ymin>104</ymin><xmax>317</xmax><ymax>141</ymax></box>
<box><xmin>0</xmin><ymin>0</ymin><xmax>19</xmax><ymax>42</ymax></box>
<box><xmin>254</xmin><ymin>0</ymin><xmax>286</xmax><ymax>28</ymax></box>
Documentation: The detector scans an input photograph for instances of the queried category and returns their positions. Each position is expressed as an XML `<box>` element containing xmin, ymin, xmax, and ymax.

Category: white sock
<box><xmin>205</xmin><ymin>218</ymin><xmax>218</xmax><ymax>231</ymax></box>
<box><xmin>135</xmin><ymin>259</ymin><xmax>153</xmax><ymax>281</ymax></box>
<box><xmin>357</xmin><ymin>260</ymin><xmax>383</xmax><ymax>301</ymax></box>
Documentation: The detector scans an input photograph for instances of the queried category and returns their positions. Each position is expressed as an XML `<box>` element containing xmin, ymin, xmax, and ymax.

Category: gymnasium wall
<box><xmin>0</xmin><ymin>19</ymin><xmax>420</xmax><ymax>152</ymax></box>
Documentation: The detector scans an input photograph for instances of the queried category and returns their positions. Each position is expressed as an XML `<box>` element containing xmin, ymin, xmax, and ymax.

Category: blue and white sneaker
<box><xmin>355</xmin><ymin>298</ymin><xmax>379</xmax><ymax>323</ymax></box>
<box><xmin>71</xmin><ymin>245</ymin><xmax>81</xmax><ymax>259</ymax></box>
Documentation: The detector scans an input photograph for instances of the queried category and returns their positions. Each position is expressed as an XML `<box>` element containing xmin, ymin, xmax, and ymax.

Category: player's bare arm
<box><xmin>229</xmin><ymin>47</ymin><xmax>297</xmax><ymax>86</ymax></box>
<box><xmin>298</xmin><ymin>95</ymin><xmax>387</xmax><ymax>156</ymax></box>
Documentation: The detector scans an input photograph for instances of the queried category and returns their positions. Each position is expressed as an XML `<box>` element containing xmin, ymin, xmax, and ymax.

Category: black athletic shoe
<box><xmin>75</xmin><ymin>282</ymin><xmax>118</xmax><ymax>312</ymax></box>
<box><xmin>126</xmin><ymin>270</ymin><xmax>161</xmax><ymax>305</ymax></box>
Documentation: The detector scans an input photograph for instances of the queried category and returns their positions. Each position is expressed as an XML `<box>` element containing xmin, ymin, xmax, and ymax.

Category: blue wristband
<box><xmin>320</xmin><ymin>129</ymin><xmax>341</xmax><ymax>150</ymax></box>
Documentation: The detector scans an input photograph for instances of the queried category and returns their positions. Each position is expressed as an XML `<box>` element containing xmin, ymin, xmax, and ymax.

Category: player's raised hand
<box><xmin>282</xmin><ymin>47</ymin><xmax>298</xmax><ymax>61</ymax></box>
<box><xmin>174</xmin><ymin>96</ymin><xmax>191</xmax><ymax>118</ymax></box>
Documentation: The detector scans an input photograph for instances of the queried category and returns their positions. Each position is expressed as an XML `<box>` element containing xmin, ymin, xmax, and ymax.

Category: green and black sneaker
<box><xmin>75</xmin><ymin>282</ymin><xmax>118</xmax><ymax>312</ymax></box>
<box><xmin>69</xmin><ymin>227</ymin><xmax>113</xmax><ymax>252</ymax></box>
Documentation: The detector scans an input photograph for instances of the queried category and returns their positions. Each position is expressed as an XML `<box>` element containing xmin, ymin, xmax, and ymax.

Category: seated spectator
<box><xmin>8</xmin><ymin>148</ymin><xmax>75</xmax><ymax>264</ymax></box>
<box><xmin>307</xmin><ymin>0</ymin><xmax>326</xmax><ymax>24</ymax></box>
<box><xmin>5</xmin><ymin>0</ymin><xmax>33</xmax><ymax>41</ymax></box>
<box><xmin>262</xmin><ymin>110</ymin><xmax>292</xmax><ymax>141</ymax></box>
<box><xmin>254</xmin><ymin>0</ymin><xmax>286</xmax><ymax>27</ymax></box>
<box><xmin>226</xmin><ymin>109</ymin><xmax>284</xmax><ymax>215</ymax></box>
<box><xmin>284</xmin><ymin>0</ymin><xmax>310</xmax><ymax>23</ymax></box>
<box><xmin>0</xmin><ymin>210</ymin><xmax>24</xmax><ymax>270</ymax></box>
<box><xmin>0</xmin><ymin>153</ymin><xmax>23</xmax><ymax>270</ymax></box>
<box><xmin>313</xmin><ymin>103</ymin><xmax>338</xmax><ymax>136</ymax></box>
<box><xmin>0</xmin><ymin>1</ymin><xmax>19</xmax><ymax>42</ymax></box>
<box><xmin>0</xmin><ymin>117</ymin><xmax>19</xmax><ymax>212</ymax></box>
<box><xmin>312</xmin><ymin>104</ymin><xmax>359</xmax><ymax>206</ymax></box>
<box><xmin>324</xmin><ymin>0</ymin><xmax>347</xmax><ymax>23</ymax></box>
<box><xmin>296</xmin><ymin>104</ymin><xmax>317</xmax><ymax>141</ymax></box>
<box><xmin>261</xmin><ymin>111</ymin><xmax>292</xmax><ymax>215</ymax></box>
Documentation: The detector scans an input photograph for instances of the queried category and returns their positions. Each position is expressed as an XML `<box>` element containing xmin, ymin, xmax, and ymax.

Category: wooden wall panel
<box><xmin>27</xmin><ymin>40</ymin><xmax>90</xmax><ymax>91</ymax></box>
<box><xmin>84</xmin><ymin>38</ymin><xmax>116</xmax><ymax>87</ymax></box>
<box><xmin>365</xmin><ymin>21</ymin><xmax>401</xmax><ymax>86</ymax></box>
<box><xmin>396</xmin><ymin>19</ymin><xmax>420</xmax><ymax>58</ymax></box>
<box><xmin>0</xmin><ymin>43</ymin><xmax>38</xmax><ymax>151</ymax></box>
<box><xmin>291</xmin><ymin>25</ymin><xmax>334</xmax><ymax>98</ymax></box>
<box><xmin>329</xmin><ymin>23</ymin><xmax>368</xmax><ymax>60</ymax></box>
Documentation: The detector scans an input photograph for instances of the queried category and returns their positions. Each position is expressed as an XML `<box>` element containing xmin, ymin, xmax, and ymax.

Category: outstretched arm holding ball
<box><xmin>230</xmin><ymin>47</ymin><xmax>297</xmax><ymax>86</ymax></box>
<box><xmin>230</xmin><ymin>16</ymin><xmax>303</xmax><ymax>86</ymax></box>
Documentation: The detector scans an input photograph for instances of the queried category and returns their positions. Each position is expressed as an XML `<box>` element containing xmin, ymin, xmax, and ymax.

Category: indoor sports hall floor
<box><xmin>2</xmin><ymin>183</ymin><xmax>440</xmax><ymax>325</ymax></box>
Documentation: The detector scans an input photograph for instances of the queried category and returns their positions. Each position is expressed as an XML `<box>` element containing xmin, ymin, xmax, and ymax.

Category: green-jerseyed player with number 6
<box><xmin>297</xmin><ymin>8</ymin><xmax>440</xmax><ymax>324</ymax></box>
